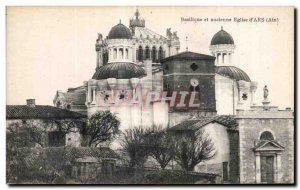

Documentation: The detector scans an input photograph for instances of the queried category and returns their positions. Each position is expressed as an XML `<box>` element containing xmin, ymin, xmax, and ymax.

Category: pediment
<box><xmin>253</xmin><ymin>140</ymin><xmax>284</xmax><ymax>152</ymax></box>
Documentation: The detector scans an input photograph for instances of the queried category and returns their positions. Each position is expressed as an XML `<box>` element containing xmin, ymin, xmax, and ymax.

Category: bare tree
<box><xmin>82</xmin><ymin>111</ymin><xmax>120</xmax><ymax>147</ymax></box>
<box><xmin>172</xmin><ymin>129</ymin><xmax>216</xmax><ymax>171</ymax></box>
<box><xmin>145</xmin><ymin>126</ymin><xmax>174</xmax><ymax>169</ymax></box>
<box><xmin>121</xmin><ymin>127</ymin><xmax>150</xmax><ymax>168</ymax></box>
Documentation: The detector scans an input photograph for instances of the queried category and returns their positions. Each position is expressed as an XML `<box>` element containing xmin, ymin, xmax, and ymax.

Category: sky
<box><xmin>6</xmin><ymin>6</ymin><xmax>294</xmax><ymax>109</ymax></box>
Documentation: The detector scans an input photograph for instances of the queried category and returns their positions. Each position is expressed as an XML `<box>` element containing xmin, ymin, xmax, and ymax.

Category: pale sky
<box><xmin>6</xmin><ymin>6</ymin><xmax>294</xmax><ymax>109</ymax></box>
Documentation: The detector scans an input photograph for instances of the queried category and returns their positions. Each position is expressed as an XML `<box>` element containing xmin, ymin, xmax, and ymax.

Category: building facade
<box><xmin>51</xmin><ymin>10</ymin><xmax>294</xmax><ymax>184</ymax></box>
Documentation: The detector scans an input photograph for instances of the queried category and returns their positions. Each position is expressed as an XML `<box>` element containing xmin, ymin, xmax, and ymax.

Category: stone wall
<box><xmin>236</xmin><ymin>107</ymin><xmax>294</xmax><ymax>184</ymax></box>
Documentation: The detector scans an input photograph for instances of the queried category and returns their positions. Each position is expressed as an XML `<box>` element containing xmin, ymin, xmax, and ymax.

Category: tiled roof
<box><xmin>216</xmin><ymin>66</ymin><xmax>251</xmax><ymax>82</ymax></box>
<box><xmin>92</xmin><ymin>62</ymin><xmax>146</xmax><ymax>80</ymax></box>
<box><xmin>66</xmin><ymin>147</ymin><xmax>120</xmax><ymax>161</ymax></box>
<box><xmin>168</xmin><ymin>115</ymin><xmax>238</xmax><ymax>131</ymax></box>
<box><xmin>134</xmin><ymin>27</ymin><xmax>166</xmax><ymax>40</ymax></box>
<box><xmin>16</xmin><ymin>147</ymin><xmax>119</xmax><ymax>167</ymax></box>
<box><xmin>161</xmin><ymin>51</ymin><xmax>215</xmax><ymax>62</ymax></box>
<box><xmin>6</xmin><ymin>105</ymin><xmax>86</xmax><ymax>119</ymax></box>
<box><xmin>64</xmin><ymin>92</ymin><xmax>86</xmax><ymax>105</ymax></box>
<box><xmin>215</xmin><ymin>115</ymin><xmax>238</xmax><ymax>129</ymax></box>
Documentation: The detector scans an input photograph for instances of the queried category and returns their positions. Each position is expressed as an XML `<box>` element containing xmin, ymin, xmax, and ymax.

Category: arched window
<box><xmin>113</xmin><ymin>48</ymin><xmax>117</xmax><ymax>59</ymax></box>
<box><xmin>260</xmin><ymin>131</ymin><xmax>274</xmax><ymax>140</ymax></box>
<box><xmin>152</xmin><ymin>46</ymin><xmax>157</xmax><ymax>62</ymax></box>
<box><xmin>125</xmin><ymin>48</ymin><xmax>129</xmax><ymax>59</ymax></box>
<box><xmin>138</xmin><ymin>46</ymin><xmax>143</xmax><ymax>62</ymax></box>
<box><xmin>119</xmin><ymin>48</ymin><xmax>124</xmax><ymax>59</ymax></box>
<box><xmin>158</xmin><ymin>46</ymin><xmax>164</xmax><ymax>62</ymax></box>
<box><xmin>145</xmin><ymin>46</ymin><xmax>150</xmax><ymax>60</ymax></box>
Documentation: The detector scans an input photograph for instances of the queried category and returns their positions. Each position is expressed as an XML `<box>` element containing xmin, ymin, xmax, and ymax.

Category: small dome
<box><xmin>211</xmin><ymin>27</ymin><xmax>234</xmax><ymax>45</ymax></box>
<box><xmin>216</xmin><ymin>66</ymin><xmax>251</xmax><ymax>82</ymax></box>
<box><xmin>108</xmin><ymin>23</ymin><xmax>132</xmax><ymax>39</ymax></box>
<box><xmin>92</xmin><ymin>62</ymin><xmax>146</xmax><ymax>80</ymax></box>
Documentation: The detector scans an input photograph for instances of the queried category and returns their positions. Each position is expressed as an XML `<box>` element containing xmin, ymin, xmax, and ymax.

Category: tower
<box><xmin>161</xmin><ymin>51</ymin><xmax>217</xmax><ymax>126</ymax></box>
<box><xmin>209</xmin><ymin>26</ymin><xmax>235</xmax><ymax>66</ymax></box>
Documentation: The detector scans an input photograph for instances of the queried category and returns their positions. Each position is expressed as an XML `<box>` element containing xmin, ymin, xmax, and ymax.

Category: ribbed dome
<box><xmin>211</xmin><ymin>27</ymin><xmax>234</xmax><ymax>45</ymax></box>
<box><xmin>216</xmin><ymin>66</ymin><xmax>250</xmax><ymax>82</ymax></box>
<box><xmin>92</xmin><ymin>62</ymin><xmax>146</xmax><ymax>80</ymax></box>
<box><xmin>108</xmin><ymin>23</ymin><xmax>132</xmax><ymax>39</ymax></box>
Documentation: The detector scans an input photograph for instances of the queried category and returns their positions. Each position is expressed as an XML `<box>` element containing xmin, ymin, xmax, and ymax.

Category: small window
<box><xmin>165</xmin><ymin>64</ymin><xmax>169</xmax><ymax>70</ymax></box>
<box><xmin>260</xmin><ymin>131</ymin><xmax>274</xmax><ymax>140</ymax></box>
<box><xmin>190</xmin><ymin>63</ymin><xmax>198</xmax><ymax>71</ymax></box>
<box><xmin>242</xmin><ymin>93</ymin><xmax>248</xmax><ymax>100</ymax></box>
<box><xmin>66</xmin><ymin>104</ymin><xmax>71</xmax><ymax>110</ymax></box>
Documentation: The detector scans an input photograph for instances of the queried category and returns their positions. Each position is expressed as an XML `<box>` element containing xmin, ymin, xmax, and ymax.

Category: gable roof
<box><xmin>161</xmin><ymin>51</ymin><xmax>215</xmax><ymax>63</ymax></box>
<box><xmin>253</xmin><ymin>140</ymin><xmax>285</xmax><ymax>152</ymax></box>
<box><xmin>6</xmin><ymin>105</ymin><xmax>86</xmax><ymax>120</ymax></box>
<box><xmin>168</xmin><ymin>115</ymin><xmax>238</xmax><ymax>132</ymax></box>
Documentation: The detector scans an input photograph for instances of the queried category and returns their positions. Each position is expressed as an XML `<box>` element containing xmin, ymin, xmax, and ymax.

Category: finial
<box><xmin>221</xmin><ymin>26</ymin><xmax>223</xmax><ymax>30</ymax></box>
<box><xmin>185</xmin><ymin>36</ymin><xmax>189</xmax><ymax>51</ymax></box>
<box><xmin>119</xmin><ymin>19</ymin><xmax>122</xmax><ymax>24</ymax></box>
<box><xmin>135</xmin><ymin>8</ymin><xmax>140</xmax><ymax>19</ymax></box>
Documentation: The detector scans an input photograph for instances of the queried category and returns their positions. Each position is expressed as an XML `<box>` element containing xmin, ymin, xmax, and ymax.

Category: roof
<box><xmin>92</xmin><ymin>62</ymin><xmax>146</xmax><ymax>80</ymax></box>
<box><xmin>6</xmin><ymin>105</ymin><xmax>86</xmax><ymax>119</ymax></box>
<box><xmin>134</xmin><ymin>26</ymin><xmax>166</xmax><ymax>40</ymax></box>
<box><xmin>211</xmin><ymin>27</ymin><xmax>234</xmax><ymax>45</ymax></box>
<box><xmin>66</xmin><ymin>147</ymin><xmax>120</xmax><ymax>161</ymax></box>
<box><xmin>108</xmin><ymin>23</ymin><xmax>132</xmax><ymax>39</ymax></box>
<box><xmin>161</xmin><ymin>51</ymin><xmax>215</xmax><ymax>63</ymax></box>
<box><xmin>216</xmin><ymin>66</ymin><xmax>251</xmax><ymax>82</ymax></box>
<box><xmin>17</xmin><ymin>147</ymin><xmax>119</xmax><ymax>167</ymax></box>
<box><xmin>168</xmin><ymin>115</ymin><xmax>238</xmax><ymax>131</ymax></box>
<box><xmin>56</xmin><ymin>90</ymin><xmax>86</xmax><ymax>106</ymax></box>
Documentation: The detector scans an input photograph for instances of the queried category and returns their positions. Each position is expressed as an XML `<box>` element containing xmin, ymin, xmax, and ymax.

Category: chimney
<box><xmin>26</xmin><ymin>99</ymin><xmax>36</xmax><ymax>107</ymax></box>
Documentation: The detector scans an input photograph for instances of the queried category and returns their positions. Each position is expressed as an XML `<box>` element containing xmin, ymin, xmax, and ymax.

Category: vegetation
<box><xmin>82</xmin><ymin>111</ymin><xmax>120</xmax><ymax>147</ymax></box>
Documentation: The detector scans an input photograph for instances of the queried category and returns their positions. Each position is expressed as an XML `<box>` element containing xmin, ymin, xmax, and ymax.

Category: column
<box><xmin>88</xmin><ymin>86</ymin><xmax>92</xmax><ymax>103</ymax></box>
<box><xmin>123</xmin><ymin>48</ymin><xmax>125</xmax><ymax>60</ymax></box>
<box><xmin>117</xmin><ymin>48</ymin><xmax>119</xmax><ymax>60</ymax></box>
<box><xmin>255</xmin><ymin>152</ymin><xmax>261</xmax><ymax>183</ymax></box>
<box><xmin>276</xmin><ymin>153</ymin><xmax>282</xmax><ymax>183</ymax></box>
<box><xmin>222</xmin><ymin>53</ymin><xmax>225</xmax><ymax>64</ymax></box>
<box><xmin>131</xmin><ymin>47</ymin><xmax>137</xmax><ymax>62</ymax></box>
<box><xmin>91</xmin><ymin>87</ymin><xmax>96</xmax><ymax>104</ymax></box>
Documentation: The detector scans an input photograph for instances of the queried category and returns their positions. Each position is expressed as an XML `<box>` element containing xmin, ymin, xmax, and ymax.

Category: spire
<box><xmin>135</xmin><ymin>8</ymin><xmax>140</xmax><ymax>20</ymax></box>
<box><xmin>129</xmin><ymin>8</ymin><xmax>145</xmax><ymax>28</ymax></box>
<box><xmin>221</xmin><ymin>26</ymin><xmax>223</xmax><ymax>30</ymax></box>
<box><xmin>119</xmin><ymin>19</ymin><xmax>122</xmax><ymax>24</ymax></box>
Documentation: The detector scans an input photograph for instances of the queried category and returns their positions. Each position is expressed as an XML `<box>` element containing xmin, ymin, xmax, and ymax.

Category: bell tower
<box><xmin>209</xmin><ymin>27</ymin><xmax>235</xmax><ymax>66</ymax></box>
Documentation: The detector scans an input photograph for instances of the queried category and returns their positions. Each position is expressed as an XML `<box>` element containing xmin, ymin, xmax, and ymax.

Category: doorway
<box><xmin>260</xmin><ymin>156</ymin><xmax>274</xmax><ymax>183</ymax></box>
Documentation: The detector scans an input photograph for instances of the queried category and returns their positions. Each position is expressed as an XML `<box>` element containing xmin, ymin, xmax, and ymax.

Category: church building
<box><xmin>53</xmin><ymin>9</ymin><xmax>294</xmax><ymax>184</ymax></box>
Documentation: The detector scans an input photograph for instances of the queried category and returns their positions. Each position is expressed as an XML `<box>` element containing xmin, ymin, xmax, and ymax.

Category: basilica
<box><xmin>52</xmin><ymin>10</ymin><xmax>294</xmax><ymax>184</ymax></box>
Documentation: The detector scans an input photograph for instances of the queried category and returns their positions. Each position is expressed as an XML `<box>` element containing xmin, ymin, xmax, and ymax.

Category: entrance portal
<box><xmin>260</xmin><ymin>156</ymin><xmax>274</xmax><ymax>183</ymax></box>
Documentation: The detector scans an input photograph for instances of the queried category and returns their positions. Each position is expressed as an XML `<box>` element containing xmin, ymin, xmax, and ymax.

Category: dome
<box><xmin>211</xmin><ymin>27</ymin><xmax>234</xmax><ymax>45</ymax></box>
<box><xmin>216</xmin><ymin>66</ymin><xmax>251</xmax><ymax>82</ymax></box>
<box><xmin>108</xmin><ymin>23</ymin><xmax>132</xmax><ymax>39</ymax></box>
<box><xmin>92</xmin><ymin>62</ymin><xmax>146</xmax><ymax>80</ymax></box>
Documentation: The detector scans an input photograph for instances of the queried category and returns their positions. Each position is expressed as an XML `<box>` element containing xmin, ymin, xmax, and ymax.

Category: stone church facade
<box><xmin>53</xmin><ymin>10</ymin><xmax>294</xmax><ymax>184</ymax></box>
